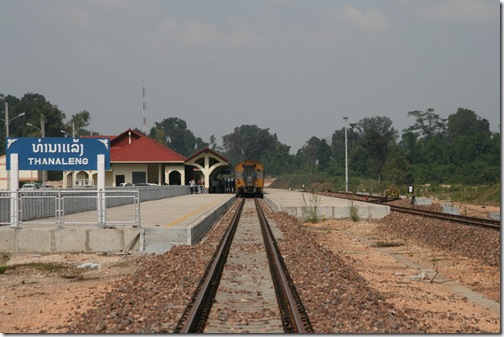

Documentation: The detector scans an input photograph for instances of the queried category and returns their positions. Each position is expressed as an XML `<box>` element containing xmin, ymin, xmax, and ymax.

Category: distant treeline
<box><xmin>1</xmin><ymin>93</ymin><xmax>500</xmax><ymax>185</ymax></box>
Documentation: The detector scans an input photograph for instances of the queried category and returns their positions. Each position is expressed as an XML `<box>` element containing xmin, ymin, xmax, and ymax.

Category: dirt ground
<box><xmin>0</xmin><ymin>252</ymin><xmax>140</xmax><ymax>333</ymax></box>
<box><xmin>0</xmin><ymin>202</ymin><xmax>500</xmax><ymax>333</ymax></box>
<box><xmin>304</xmin><ymin>218</ymin><xmax>500</xmax><ymax>333</ymax></box>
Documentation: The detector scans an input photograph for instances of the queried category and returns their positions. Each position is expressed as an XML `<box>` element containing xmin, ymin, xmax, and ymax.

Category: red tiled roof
<box><xmin>108</xmin><ymin>129</ymin><xmax>186</xmax><ymax>163</ymax></box>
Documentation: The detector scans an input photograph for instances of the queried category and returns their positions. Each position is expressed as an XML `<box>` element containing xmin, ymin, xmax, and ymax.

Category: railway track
<box><xmin>319</xmin><ymin>191</ymin><xmax>500</xmax><ymax>230</ymax></box>
<box><xmin>388</xmin><ymin>205</ymin><xmax>500</xmax><ymax>230</ymax></box>
<box><xmin>174</xmin><ymin>198</ymin><xmax>313</xmax><ymax>333</ymax></box>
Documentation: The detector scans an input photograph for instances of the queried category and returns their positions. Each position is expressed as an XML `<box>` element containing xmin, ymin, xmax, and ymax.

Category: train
<box><xmin>234</xmin><ymin>160</ymin><xmax>264</xmax><ymax>198</ymax></box>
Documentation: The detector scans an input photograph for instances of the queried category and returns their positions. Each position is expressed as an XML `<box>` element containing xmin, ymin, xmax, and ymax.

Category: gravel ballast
<box><xmin>65</xmin><ymin>199</ymin><xmax>498</xmax><ymax>333</ymax></box>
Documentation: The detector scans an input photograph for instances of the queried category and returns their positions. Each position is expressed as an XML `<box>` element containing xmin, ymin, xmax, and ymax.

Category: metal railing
<box><xmin>1</xmin><ymin>189</ymin><xmax>140</xmax><ymax>228</ymax></box>
<box><xmin>0</xmin><ymin>185</ymin><xmax>190</xmax><ymax>228</ymax></box>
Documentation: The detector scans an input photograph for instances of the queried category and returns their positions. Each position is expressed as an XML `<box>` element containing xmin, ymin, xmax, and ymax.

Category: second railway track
<box><xmin>174</xmin><ymin>197</ymin><xmax>313</xmax><ymax>333</ymax></box>
<box><xmin>319</xmin><ymin>191</ymin><xmax>500</xmax><ymax>230</ymax></box>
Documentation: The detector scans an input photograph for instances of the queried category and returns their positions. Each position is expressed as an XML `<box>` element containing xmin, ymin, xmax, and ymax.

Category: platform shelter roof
<box><xmin>185</xmin><ymin>147</ymin><xmax>230</xmax><ymax>164</ymax></box>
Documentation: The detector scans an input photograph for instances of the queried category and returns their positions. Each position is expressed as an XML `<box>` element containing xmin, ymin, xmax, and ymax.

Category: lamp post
<box><xmin>60</xmin><ymin>122</ymin><xmax>75</xmax><ymax>138</ymax></box>
<box><xmin>2</xmin><ymin>103</ymin><xmax>26</xmax><ymax>190</ymax></box>
<box><xmin>343</xmin><ymin>116</ymin><xmax>349</xmax><ymax>193</ymax></box>
<box><xmin>26</xmin><ymin>115</ymin><xmax>46</xmax><ymax>185</ymax></box>
<box><xmin>2</xmin><ymin>103</ymin><xmax>26</xmax><ymax>137</ymax></box>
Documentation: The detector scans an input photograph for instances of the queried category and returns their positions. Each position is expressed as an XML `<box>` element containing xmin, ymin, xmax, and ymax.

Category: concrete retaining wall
<box><xmin>188</xmin><ymin>196</ymin><xmax>236</xmax><ymax>244</ymax></box>
<box><xmin>263</xmin><ymin>195</ymin><xmax>389</xmax><ymax>220</ymax></box>
<box><xmin>0</xmin><ymin>228</ymin><xmax>140</xmax><ymax>253</ymax></box>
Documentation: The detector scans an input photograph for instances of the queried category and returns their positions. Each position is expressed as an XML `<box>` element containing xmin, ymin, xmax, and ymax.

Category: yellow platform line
<box><xmin>164</xmin><ymin>195</ymin><xmax>231</xmax><ymax>228</ymax></box>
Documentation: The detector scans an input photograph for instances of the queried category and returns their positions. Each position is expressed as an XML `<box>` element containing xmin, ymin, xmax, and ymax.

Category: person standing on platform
<box><xmin>189</xmin><ymin>178</ymin><xmax>196</xmax><ymax>194</ymax></box>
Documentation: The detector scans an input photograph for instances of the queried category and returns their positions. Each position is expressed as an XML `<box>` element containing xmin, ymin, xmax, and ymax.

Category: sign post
<box><xmin>6</xmin><ymin>137</ymin><xmax>110</xmax><ymax>228</ymax></box>
<box><xmin>9</xmin><ymin>153</ymin><xmax>19</xmax><ymax>228</ymax></box>
<box><xmin>97</xmin><ymin>154</ymin><xmax>106</xmax><ymax>228</ymax></box>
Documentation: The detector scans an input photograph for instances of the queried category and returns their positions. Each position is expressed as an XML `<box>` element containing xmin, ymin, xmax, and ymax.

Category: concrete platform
<box><xmin>0</xmin><ymin>193</ymin><xmax>236</xmax><ymax>254</ymax></box>
<box><xmin>263</xmin><ymin>188</ymin><xmax>390</xmax><ymax>220</ymax></box>
<box><xmin>0</xmin><ymin>188</ymin><xmax>389</xmax><ymax>254</ymax></box>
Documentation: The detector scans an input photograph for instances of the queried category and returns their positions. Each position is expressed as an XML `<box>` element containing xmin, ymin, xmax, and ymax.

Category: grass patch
<box><xmin>349</xmin><ymin>201</ymin><xmax>360</xmax><ymax>222</ymax></box>
<box><xmin>372</xmin><ymin>241</ymin><xmax>404</xmax><ymax>248</ymax></box>
<box><xmin>302</xmin><ymin>190</ymin><xmax>323</xmax><ymax>223</ymax></box>
<box><xmin>9</xmin><ymin>262</ymin><xmax>69</xmax><ymax>273</ymax></box>
<box><xmin>270</xmin><ymin>175</ymin><xmax>500</xmax><ymax>206</ymax></box>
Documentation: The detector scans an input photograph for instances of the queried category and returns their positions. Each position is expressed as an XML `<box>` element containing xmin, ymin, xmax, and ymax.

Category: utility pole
<box><xmin>4</xmin><ymin>102</ymin><xmax>8</xmax><ymax>138</ymax></box>
<box><xmin>41</xmin><ymin>115</ymin><xmax>46</xmax><ymax>186</ymax></box>
<box><xmin>26</xmin><ymin>115</ymin><xmax>46</xmax><ymax>185</ymax></box>
<box><xmin>343</xmin><ymin>116</ymin><xmax>348</xmax><ymax>193</ymax></box>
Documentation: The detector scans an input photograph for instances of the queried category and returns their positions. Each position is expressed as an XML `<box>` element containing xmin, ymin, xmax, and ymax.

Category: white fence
<box><xmin>0</xmin><ymin>185</ymin><xmax>190</xmax><ymax>228</ymax></box>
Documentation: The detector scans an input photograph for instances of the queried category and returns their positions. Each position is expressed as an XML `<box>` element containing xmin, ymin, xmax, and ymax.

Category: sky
<box><xmin>0</xmin><ymin>0</ymin><xmax>500</xmax><ymax>153</ymax></box>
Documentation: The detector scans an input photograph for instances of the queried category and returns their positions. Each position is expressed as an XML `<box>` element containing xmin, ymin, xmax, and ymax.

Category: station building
<box><xmin>61</xmin><ymin>129</ymin><xmax>232</xmax><ymax>190</ymax></box>
<box><xmin>0</xmin><ymin>155</ymin><xmax>41</xmax><ymax>189</ymax></box>
<box><xmin>0</xmin><ymin>129</ymin><xmax>232</xmax><ymax>191</ymax></box>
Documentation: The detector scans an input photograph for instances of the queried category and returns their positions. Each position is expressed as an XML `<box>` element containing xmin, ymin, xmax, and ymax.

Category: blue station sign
<box><xmin>6</xmin><ymin>137</ymin><xmax>110</xmax><ymax>171</ymax></box>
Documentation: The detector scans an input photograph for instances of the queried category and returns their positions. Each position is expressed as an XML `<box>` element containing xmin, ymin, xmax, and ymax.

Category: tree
<box><xmin>222</xmin><ymin>127</ymin><xmax>243</xmax><ymax>164</ymax></box>
<box><xmin>261</xmin><ymin>142</ymin><xmax>292</xmax><ymax>175</ymax></box>
<box><xmin>222</xmin><ymin>125</ymin><xmax>278</xmax><ymax>164</ymax></box>
<box><xmin>355</xmin><ymin>116</ymin><xmax>398</xmax><ymax>182</ymax></box>
<box><xmin>446</xmin><ymin>108</ymin><xmax>493</xmax><ymax>166</ymax></box>
<box><xmin>209</xmin><ymin>135</ymin><xmax>218</xmax><ymax>151</ymax></box>
<box><xmin>0</xmin><ymin>94</ymin><xmax>23</xmax><ymax>154</ymax></box>
<box><xmin>317</xmin><ymin>138</ymin><xmax>332</xmax><ymax>172</ymax></box>
<box><xmin>405</xmin><ymin>108</ymin><xmax>446</xmax><ymax>140</ymax></box>
<box><xmin>382</xmin><ymin>144</ymin><xmax>412</xmax><ymax>185</ymax></box>
<box><xmin>303</xmin><ymin>137</ymin><xmax>319</xmax><ymax>174</ymax></box>
<box><xmin>14</xmin><ymin>93</ymin><xmax>66</xmax><ymax>138</ymax></box>
<box><xmin>148</xmin><ymin>117</ymin><xmax>197</xmax><ymax>157</ymax></box>
<box><xmin>63</xmin><ymin>110</ymin><xmax>91</xmax><ymax>137</ymax></box>
<box><xmin>447</xmin><ymin>108</ymin><xmax>491</xmax><ymax>138</ymax></box>
<box><xmin>195</xmin><ymin>137</ymin><xmax>209</xmax><ymax>152</ymax></box>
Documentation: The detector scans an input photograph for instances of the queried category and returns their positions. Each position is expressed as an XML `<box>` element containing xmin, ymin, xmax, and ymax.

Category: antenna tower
<box><xmin>142</xmin><ymin>79</ymin><xmax>147</xmax><ymax>134</ymax></box>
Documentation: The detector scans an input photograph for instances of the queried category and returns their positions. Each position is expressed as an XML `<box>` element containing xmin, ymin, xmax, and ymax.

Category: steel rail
<box><xmin>389</xmin><ymin>205</ymin><xmax>500</xmax><ymax>230</ymax></box>
<box><xmin>174</xmin><ymin>197</ymin><xmax>245</xmax><ymax>333</ymax></box>
<box><xmin>319</xmin><ymin>191</ymin><xmax>500</xmax><ymax>231</ymax></box>
<box><xmin>255</xmin><ymin>198</ymin><xmax>314</xmax><ymax>333</ymax></box>
<box><xmin>175</xmin><ymin>197</ymin><xmax>313</xmax><ymax>333</ymax></box>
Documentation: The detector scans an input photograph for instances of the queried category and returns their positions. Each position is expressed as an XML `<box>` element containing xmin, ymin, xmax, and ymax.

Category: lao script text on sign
<box><xmin>6</xmin><ymin>137</ymin><xmax>110</xmax><ymax>171</ymax></box>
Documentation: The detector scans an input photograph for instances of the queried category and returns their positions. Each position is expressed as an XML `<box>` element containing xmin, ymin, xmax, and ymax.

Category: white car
<box><xmin>21</xmin><ymin>184</ymin><xmax>37</xmax><ymax>190</ymax></box>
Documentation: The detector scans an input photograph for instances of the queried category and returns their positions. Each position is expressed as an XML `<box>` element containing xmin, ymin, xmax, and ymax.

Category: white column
<box><xmin>9</xmin><ymin>153</ymin><xmax>19</xmax><ymax>228</ymax></box>
<box><xmin>97</xmin><ymin>154</ymin><xmax>106</xmax><ymax>228</ymax></box>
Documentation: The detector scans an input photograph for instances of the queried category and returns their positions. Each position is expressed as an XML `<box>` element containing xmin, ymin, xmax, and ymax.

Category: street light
<box><xmin>2</xmin><ymin>103</ymin><xmax>26</xmax><ymax>190</ymax></box>
<box><xmin>343</xmin><ymin>116</ymin><xmax>349</xmax><ymax>193</ymax></box>
<box><xmin>26</xmin><ymin>116</ymin><xmax>46</xmax><ymax>185</ymax></box>
<box><xmin>60</xmin><ymin>122</ymin><xmax>76</xmax><ymax>138</ymax></box>
<box><xmin>2</xmin><ymin>103</ymin><xmax>26</xmax><ymax>137</ymax></box>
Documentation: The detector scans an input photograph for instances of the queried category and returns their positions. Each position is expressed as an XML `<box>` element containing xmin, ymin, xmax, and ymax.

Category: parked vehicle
<box><xmin>21</xmin><ymin>183</ymin><xmax>37</xmax><ymax>190</ymax></box>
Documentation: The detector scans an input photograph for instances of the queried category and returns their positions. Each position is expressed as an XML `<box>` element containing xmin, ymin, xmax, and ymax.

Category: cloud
<box><xmin>157</xmin><ymin>17</ymin><xmax>268</xmax><ymax>49</ymax></box>
<box><xmin>329</xmin><ymin>5</ymin><xmax>390</xmax><ymax>33</ymax></box>
<box><xmin>416</xmin><ymin>0</ymin><xmax>496</xmax><ymax>23</ymax></box>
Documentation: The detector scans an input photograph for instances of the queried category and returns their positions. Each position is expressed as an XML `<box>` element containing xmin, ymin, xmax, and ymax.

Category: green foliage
<box><xmin>0</xmin><ymin>92</ymin><xmax>499</xmax><ymax>187</ymax></box>
<box><xmin>410</xmin><ymin>183</ymin><xmax>500</xmax><ymax>206</ymax></box>
<box><xmin>355</xmin><ymin>116</ymin><xmax>398</xmax><ymax>182</ymax></box>
<box><xmin>302</xmin><ymin>191</ymin><xmax>322</xmax><ymax>223</ymax></box>
<box><xmin>148</xmin><ymin>117</ymin><xmax>203</xmax><ymax>157</ymax></box>
<box><xmin>349</xmin><ymin>201</ymin><xmax>359</xmax><ymax>222</ymax></box>
<box><xmin>221</xmin><ymin>124</ymin><xmax>289</xmax><ymax>175</ymax></box>
<box><xmin>272</xmin><ymin>175</ymin><xmax>500</xmax><ymax>206</ymax></box>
